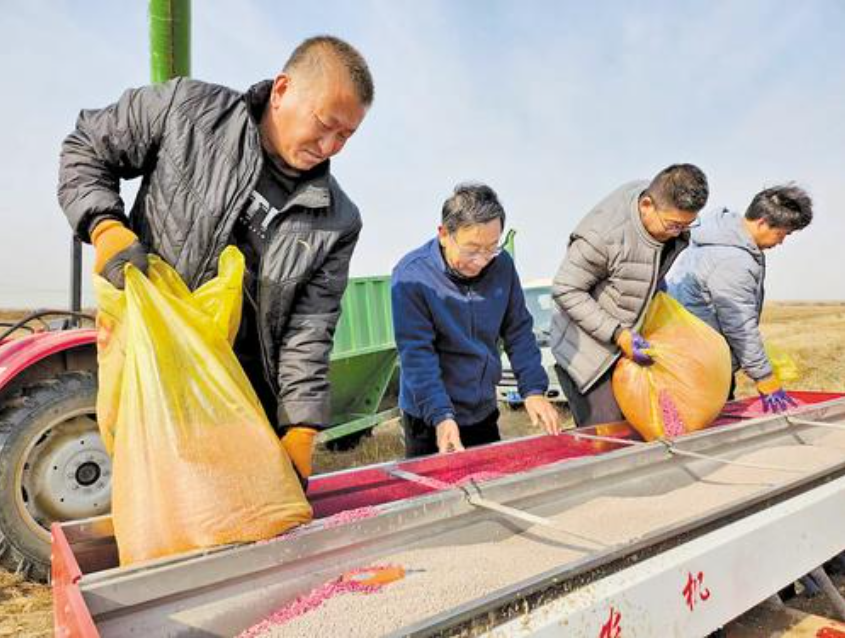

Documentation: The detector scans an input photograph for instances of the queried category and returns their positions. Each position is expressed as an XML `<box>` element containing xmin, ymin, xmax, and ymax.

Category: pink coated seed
<box><xmin>236</xmin><ymin>566</ymin><xmax>398</xmax><ymax>637</ymax></box>
<box><xmin>659</xmin><ymin>389</ymin><xmax>686</xmax><ymax>438</ymax></box>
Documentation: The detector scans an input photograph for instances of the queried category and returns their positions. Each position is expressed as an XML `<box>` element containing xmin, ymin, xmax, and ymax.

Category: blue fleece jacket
<box><xmin>391</xmin><ymin>238</ymin><xmax>548</xmax><ymax>427</ymax></box>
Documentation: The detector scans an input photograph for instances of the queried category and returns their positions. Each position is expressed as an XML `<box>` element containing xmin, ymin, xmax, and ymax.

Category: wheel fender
<box><xmin>0</xmin><ymin>329</ymin><xmax>97</xmax><ymax>393</ymax></box>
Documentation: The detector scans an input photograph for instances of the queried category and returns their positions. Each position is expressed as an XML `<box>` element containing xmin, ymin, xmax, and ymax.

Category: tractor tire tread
<box><xmin>0</xmin><ymin>371</ymin><xmax>97</xmax><ymax>582</ymax></box>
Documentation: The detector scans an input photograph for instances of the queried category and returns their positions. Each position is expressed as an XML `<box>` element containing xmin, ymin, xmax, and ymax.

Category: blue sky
<box><xmin>1</xmin><ymin>0</ymin><xmax>844</xmax><ymax>306</ymax></box>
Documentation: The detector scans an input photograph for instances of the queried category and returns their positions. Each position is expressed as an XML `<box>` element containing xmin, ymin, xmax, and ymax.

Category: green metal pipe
<box><xmin>149</xmin><ymin>0</ymin><xmax>191</xmax><ymax>83</ymax></box>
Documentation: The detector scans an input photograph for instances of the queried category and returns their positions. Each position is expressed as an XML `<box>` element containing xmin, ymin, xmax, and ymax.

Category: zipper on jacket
<box><xmin>637</xmin><ymin>249</ymin><xmax>661</xmax><ymax>331</ymax></box>
<box><xmin>255</xmin><ymin>206</ymin><xmax>280</xmax><ymax>395</ymax></box>
<box><xmin>246</xmin><ymin>169</ymin><xmax>335</xmax><ymax>407</ymax></box>
<box><xmin>466</xmin><ymin>284</ymin><xmax>476</xmax><ymax>341</ymax></box>
<box><xmin>465</xmin><ymin>283</ymin><xmax>486</xmax><ymax>406</ymax></box>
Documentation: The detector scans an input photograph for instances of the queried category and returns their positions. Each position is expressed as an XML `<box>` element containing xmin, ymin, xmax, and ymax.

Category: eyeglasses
<box><xmin>656</xmin><ymin>212</ymin><xmax>701</xmax><ymax>233</ymax></box>
<box><xmin>448</xmin><ymin>234</ymin><xmax>504</xmax><ymax>262</ymax></box>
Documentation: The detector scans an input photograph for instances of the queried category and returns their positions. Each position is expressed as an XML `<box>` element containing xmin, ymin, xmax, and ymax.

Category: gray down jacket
<box><xmin>550</xmin><ymin>180</ymin><xmax>687</xmax><ymax>392</ymax></box>
<box><xmin>57</xmin><ymin>78</ymin><xmax>362</xmax><ymax>428</ymax></box>
<box><xmin>666</xmin><ymin>209</ymin><xmax>771</xmax><ymax>381</ymax></box>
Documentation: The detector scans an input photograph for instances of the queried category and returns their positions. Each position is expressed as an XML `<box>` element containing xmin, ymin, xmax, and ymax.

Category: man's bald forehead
<box><xmin>283</xmin><ymin>35</ymin><xmax>374</xmax><ymax>106</ymax></box>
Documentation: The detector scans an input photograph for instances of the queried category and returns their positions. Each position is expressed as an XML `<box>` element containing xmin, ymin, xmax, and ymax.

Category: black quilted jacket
<box><xmin>58</xmin><ymin>78</ymin><xmax>362</xmax><ymax>428</ymax></box>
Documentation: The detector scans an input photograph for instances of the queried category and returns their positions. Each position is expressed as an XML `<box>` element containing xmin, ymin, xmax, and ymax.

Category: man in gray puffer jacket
<box><xmin>57</xmin><ymin>36</ymin><xmax>374</xmax><ymax>483</ymax></box>
<box><xmin>551</xmin><ymin>164</ymin><xmax>709</xmax><ymax>427</ymax></box>
<box><xmin>666</xmin><ymin>185</ymin><xmax>813</xmax><ymax>412</ymax></box>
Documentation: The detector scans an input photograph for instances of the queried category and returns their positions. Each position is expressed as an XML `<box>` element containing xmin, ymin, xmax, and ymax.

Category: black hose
<box><xmin>0</xmin><ymin>323</ymin><xmax>35</xmax><ymax>334</ymax></box>
<box><xmin>0</xmin><ymin>310</ymin><xmax>95</xmax><ymax>344</ymax></box>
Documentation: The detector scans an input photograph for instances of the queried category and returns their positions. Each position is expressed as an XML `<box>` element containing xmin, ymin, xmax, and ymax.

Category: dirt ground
<box><xmin>1</xmin><ymin>302</ymin><xmax>844</xmax><ymax>636</ymax></box>
<box><xmin>0</xmin><ymin>573</ymin><xmax>52</xmax><ymax>638</ymax></box>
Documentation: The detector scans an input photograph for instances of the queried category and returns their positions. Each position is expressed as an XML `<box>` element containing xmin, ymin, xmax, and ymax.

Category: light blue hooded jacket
<box><xmin>666</xmin><ymin>208</ymin><xmax>772</xmax><ymax>381</ymax></box>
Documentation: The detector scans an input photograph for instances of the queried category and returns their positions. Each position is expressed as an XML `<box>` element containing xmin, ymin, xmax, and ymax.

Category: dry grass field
<box><xmin>1</xmin><ymin>303</ymin><xmax>843</xmax><ymax>636</ymax></box>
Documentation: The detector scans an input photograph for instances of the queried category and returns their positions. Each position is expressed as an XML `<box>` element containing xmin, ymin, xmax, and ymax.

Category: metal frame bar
<box><xmin>788</xmin><ymin>416</ymin><xmax>845</xmax><ymax>432</ymax></box>
<box><xmin>318</xmin><ymin>407</ymin><xmax>400</xmax><ymax>443</ymax></box>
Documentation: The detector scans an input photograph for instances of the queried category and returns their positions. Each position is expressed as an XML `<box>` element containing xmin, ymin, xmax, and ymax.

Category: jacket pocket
<box><xmin>478</xmin><ymin>354</ymin><xmax>501</xmax><ymax>405</ymax></box>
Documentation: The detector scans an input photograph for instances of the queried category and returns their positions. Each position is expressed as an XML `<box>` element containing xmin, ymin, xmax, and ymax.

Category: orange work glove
<box><xmin>281</xmin><ymin>427</ymin><xmax>318</xmax><ymax>479</ymax></box>
<box><xmin>91</xmin><ymin>219</ymin><xmax>148</xmax><ymax>289</ymax></box>
<box><xmin>755</xmin><ymin>376</ymin><xmax>782</xmax><ymax>395</ymax></box>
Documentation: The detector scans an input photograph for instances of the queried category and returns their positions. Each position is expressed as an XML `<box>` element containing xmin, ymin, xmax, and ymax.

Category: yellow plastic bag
<box><xmin>94</xmin><ymin>246</ymin><xmax>312</xmax><ymax>566</ymax></box>
<box><xmin>612</xmin><ymin>293</ymin><xmax>732</xmax><ymax>441</ymax></box>
<box><xmin>766</xmin><ymin>343</ymin><xmax>799</xmax><ymax>383</ymax></box>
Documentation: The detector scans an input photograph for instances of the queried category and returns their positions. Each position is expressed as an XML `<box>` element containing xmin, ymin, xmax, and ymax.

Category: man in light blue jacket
<box><xmin>666</xmin><ymin>185</ymin><xmax>813</xmax><ymax>412</ymax></box>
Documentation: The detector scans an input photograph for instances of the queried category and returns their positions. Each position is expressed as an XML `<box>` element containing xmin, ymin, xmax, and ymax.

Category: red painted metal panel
<box><xmin>309</xmin><ymin>423</ymin><xmax>633</xmax><ymax>518</ymax></box>
<box><xmin>51</xmin><ymin>523</ymin><xmax>100</xmax><ymax>638</ymax></box>
<box><xmin>716</xmin><ymin>391</ymin><xmax>845</xmax><ymax>421</ymax></box>
<box><xmin>0</xmin><ymin>328</ymin><xmax>96</xmax><ymax>391</ymax></box>
<box><xmin>310</xmin><ymin>391</ymin><xmax>845</xmax><ymax>518</ymax></box>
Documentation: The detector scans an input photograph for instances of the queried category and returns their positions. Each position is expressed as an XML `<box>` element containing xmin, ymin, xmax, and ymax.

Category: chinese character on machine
<box><xmin>599</xmin><ymin>606</ymin><xmax>622</xmax><ymax>638</ymax></box>
<box><xmin>683</xmin><ymin>571</ymin><xmax>712</xmax><ymax>611</ymax></box>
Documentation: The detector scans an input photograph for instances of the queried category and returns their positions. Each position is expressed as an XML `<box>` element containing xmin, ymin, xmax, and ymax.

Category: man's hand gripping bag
<box><xmin>612</xmin><ymin>293</ymin><xmax>732</xmax><ymax>441</ymax></box>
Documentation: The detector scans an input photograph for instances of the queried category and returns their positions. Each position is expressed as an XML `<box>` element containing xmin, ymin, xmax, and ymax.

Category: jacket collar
<box><xmin>690</xmin><ymin>209</ymin><xmax>763</xmax><ymax>264</ymax></box>
<box><xmin>629</xmin><ymin>187</ymin><xmax>668</xmax><ymax>250</ymax></box>
<box><xmin>245</xmin><ymin>80</ymin><xmax>273</xmax><ymax>122</ymax></box>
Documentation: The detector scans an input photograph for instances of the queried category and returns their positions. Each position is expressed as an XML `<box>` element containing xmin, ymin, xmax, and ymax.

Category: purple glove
<box><xmin>618</xmin><ymin>330</ymin><xmax>654</xmax><ymax>366</ymax></box>
<box><xmin>632</xmin><ymin>333</ymin><xmax>654</xmax><ymax>366</ymax></box>
<box><xmin>760</xmin><ymin>388</ymin><xmax>797</xmax><ymax>413</ymax></box>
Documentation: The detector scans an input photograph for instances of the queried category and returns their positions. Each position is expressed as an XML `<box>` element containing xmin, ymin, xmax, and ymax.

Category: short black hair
<box><xmin>442</xmin><ymin>183</ymin><xmax>506</xmax><ymax>234</ymax></box>
<box><xmin>746</xmin><ymin>184</ymin><xmax>813</xmax><ymax>231</ymax></box>
<box><xmin>284</xmin><ymin>35</ymin><xmax>374</xmax><ymax>106</ymax></box>
<box><xmin>645</xmin><ymin>163</ymin><xmax>709</xmax><ymax>213</ymax></box>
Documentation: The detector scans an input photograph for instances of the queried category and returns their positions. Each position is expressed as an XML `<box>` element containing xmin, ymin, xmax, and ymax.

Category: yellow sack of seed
<box><xmin>94</xmin><ymin>246</ymin><xmax>311</xmax><ymax>566</ymax></box>
<box><xmin>612</xmin><ymin>293</ymin><xmax>732</xmax><ymax>441</ymax></box>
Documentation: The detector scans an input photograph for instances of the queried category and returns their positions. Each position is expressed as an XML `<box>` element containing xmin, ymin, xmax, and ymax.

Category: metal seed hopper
<box><xmin>52</xmin><ymin>392</ymin><xmax>845</xmax><ymax>637</ymax></box>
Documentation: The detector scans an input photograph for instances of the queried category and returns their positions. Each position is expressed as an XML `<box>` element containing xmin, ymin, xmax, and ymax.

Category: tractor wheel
<box><xmin>0</xmin><ymin>371</ymin><xmax>109</xmax><ymax>581</ymax></box>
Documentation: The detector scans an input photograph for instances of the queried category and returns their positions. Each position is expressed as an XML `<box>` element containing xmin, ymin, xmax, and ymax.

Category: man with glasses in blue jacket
<box><xmin>392</xmin><ymin>183</ymin><xmax>560</xmax><ymax>457</ymax></box>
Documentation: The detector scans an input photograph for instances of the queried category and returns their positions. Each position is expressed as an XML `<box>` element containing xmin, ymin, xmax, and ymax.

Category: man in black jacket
<box><xmin>57</xmin><ymin>35</ymin><xmax>374</xmax><ymax>484</ymax></box>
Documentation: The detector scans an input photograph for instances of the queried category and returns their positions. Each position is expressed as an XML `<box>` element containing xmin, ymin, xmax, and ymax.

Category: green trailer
<box><xmin>322</xmin><ymin>276</ymin><xmax>399</xmax><ymax>448</ymax></box>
